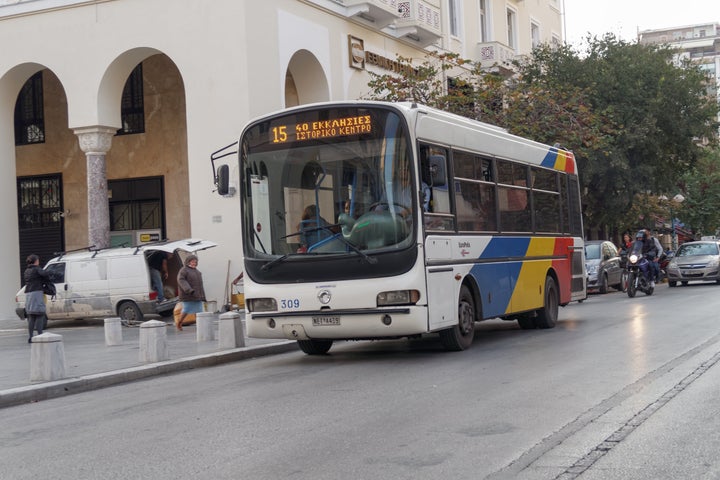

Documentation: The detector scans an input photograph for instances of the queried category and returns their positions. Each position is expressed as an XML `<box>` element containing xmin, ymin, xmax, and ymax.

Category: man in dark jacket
<box><xmin>175</xmin><ymin>254</ymin><xmax>205</xmax><ymax>331</ymax></box>
<box><xmin>636</xmin><ymin>230</ymin><xmax>658</xmax><ymax>287</ymax></box>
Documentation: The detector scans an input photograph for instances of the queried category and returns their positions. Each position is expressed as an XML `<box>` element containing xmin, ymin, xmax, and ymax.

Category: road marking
<box><xmin>485</xmin><ymin>332</ymin><xmax>720</xmax><ymax>479</ymax></box>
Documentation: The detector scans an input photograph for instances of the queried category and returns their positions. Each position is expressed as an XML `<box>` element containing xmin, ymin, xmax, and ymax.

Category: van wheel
<box><xmin>118</xmin><ymin>301</ymin><xmax>143</xmax><ymax>323</ymax></box>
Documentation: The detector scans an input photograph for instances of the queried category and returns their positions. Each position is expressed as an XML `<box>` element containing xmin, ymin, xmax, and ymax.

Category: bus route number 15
<box><xmin>272</xmin><ymin>126</ymin><xmax>287</xmax><ymax>143</ymax></box>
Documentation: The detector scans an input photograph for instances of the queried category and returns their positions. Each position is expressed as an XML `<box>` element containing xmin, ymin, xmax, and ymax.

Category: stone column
<box><xmin>74</xmin><ymin>126</ymin><xmax>116</xmax><ymax>249</ymax></box>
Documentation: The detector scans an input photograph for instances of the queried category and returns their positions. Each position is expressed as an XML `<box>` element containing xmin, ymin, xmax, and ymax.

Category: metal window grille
<box><xmin>117</xmin><ymin>63</ymin><xmax>145</xmax><ymax>135</ymax></box>
<box><xmin>17</xmin><ymin>176</ymin><xmax>62</xmax><ymax>229</ymax></box>
<box><xmin>14</xmin><ymin>72</ymin><xmax>45</xmax><ymax>146</ymax></box>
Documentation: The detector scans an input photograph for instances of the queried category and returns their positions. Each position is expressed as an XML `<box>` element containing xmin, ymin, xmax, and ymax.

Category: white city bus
<box><xmin>214</xmin><ymin>101</ymin><xmax>585</xmax><ymax>354</ymax></box>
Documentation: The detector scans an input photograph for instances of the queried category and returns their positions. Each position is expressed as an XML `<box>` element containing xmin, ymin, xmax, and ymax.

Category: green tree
<box><xmin>677</xmin><ymin>148</ymin><xmax>720</xmax><ymax>237</ymax></box>
<box><xmin>514</xmin><ymin>35</ymin><xmax>718</xmax><ymax>235</ymax></box>
<box><xmin>363</xmin><ymin>37</ymin><xmax>719</xmax><ymax>238</ymax></box>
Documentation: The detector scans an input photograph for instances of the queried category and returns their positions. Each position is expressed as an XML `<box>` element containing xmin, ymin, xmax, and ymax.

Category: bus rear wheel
<box><xmin>439</xmin><ymin>285</ymin><xmax>475</xmax><ymax>351</ymax></box>
<box><xmin>297</xmin><ymin>339</ymin><xmax>333</xmax><ymax>355</ymax></box>
<box><xmin>535</xmin><ymin>276</ymin><xmax>559</xmax><ymax>329</ymax></box>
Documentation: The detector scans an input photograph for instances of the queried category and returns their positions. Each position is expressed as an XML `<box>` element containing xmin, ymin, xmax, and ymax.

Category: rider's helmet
<box><xmin>636</xmin><ymin>230</ymin><xmax>645</xmax><ymax>240</ymax></box>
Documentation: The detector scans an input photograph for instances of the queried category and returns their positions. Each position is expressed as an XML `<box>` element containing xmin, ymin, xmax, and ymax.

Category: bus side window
<box><xmin>420</xmin><ymin>146</ymin><xmax>450</xmax><ymax>213</ymax></box>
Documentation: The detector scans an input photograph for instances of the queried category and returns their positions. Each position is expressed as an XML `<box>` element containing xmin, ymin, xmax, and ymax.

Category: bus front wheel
<box><xmin>439</xmin><ymin>285</ymin><xmax>475</xmax><ymax>351</ymax></box>
<box><xmin>297</xmin><ymin>339</ymin><xmax>333</xmax><ymax>355</ymax></box>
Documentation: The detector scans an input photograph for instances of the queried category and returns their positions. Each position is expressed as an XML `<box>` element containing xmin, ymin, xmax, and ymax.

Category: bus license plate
<box><xmin>312</xmin><ymin>316</ymin><xmax>340</xmax><ymax>326</ymax></box>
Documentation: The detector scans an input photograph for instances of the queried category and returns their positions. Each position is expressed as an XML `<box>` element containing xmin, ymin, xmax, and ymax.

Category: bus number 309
<box><xmin>280</xmin><ymin>299</ymin><xmax>300</xmax><ymax>309</ymax></box>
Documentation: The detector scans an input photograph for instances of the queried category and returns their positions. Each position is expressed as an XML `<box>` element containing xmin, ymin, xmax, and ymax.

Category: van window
<box><xmin>68</xmin><ymin>259</ymin><xmax>107</xmax><ymax>281</ymax></box>
<box><xmin>46</xmin><ymin>262</ymin><xmax>66</xmax><ymax>283</ymax></box>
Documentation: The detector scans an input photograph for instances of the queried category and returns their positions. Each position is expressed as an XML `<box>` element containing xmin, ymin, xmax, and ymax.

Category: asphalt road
<box><xmin>2</xmin><ymin>282</ymin><xmax>720</xmax><ymax>479</ymax></box>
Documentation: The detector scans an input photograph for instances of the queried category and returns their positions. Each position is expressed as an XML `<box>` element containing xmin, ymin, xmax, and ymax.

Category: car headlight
<box><xmin>586</xmin><ymin>265</ymin><xmax>598</xmax><ymax>275</ymax></box>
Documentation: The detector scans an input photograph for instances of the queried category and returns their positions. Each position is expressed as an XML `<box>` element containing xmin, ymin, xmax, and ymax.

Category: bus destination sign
<box><xmin>271</xmin><ymin>115</ymin><xmax>372</xmax><ymax>143</ymax></box>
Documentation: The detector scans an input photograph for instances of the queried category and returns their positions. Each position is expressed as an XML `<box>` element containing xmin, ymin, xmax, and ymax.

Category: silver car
<box><xmin>585</xmin><ymin>240</ymin><xmax>623</xmax><ymax>293</ymax></box>
<box><xmin>666</xmin><ymin>241</ymin><xmax>720</xmax><ymax>287</ymax></box>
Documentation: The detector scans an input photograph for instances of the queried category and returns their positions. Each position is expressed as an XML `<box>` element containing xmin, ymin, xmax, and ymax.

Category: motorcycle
<box><xmin>626</xmin><ymin>240</ymin><xmax>655</xmax><ymax>297</ymax></box>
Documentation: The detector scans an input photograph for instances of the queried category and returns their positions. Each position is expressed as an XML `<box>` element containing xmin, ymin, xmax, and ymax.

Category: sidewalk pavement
<box><xmin>0</xmin><ymin>313</ymin><xmax>298</xmax><ymax>409</ymax></box>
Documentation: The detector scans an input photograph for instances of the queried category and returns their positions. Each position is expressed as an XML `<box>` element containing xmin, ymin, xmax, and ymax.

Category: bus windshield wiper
<box><xmin>281</xmin><ymin>225</ymin><xmax>377</xmax><ymax>265</ymax></box>
<box><xmin>311</xmin><ymin>225</ymin><xmax>377</xmax><ymax>265</ymax></box>
<box><xmin>260</xmin><ymin>254</ymin><xmax>290</xmax><ymax>271</ymax></box>
<box><xmin>330</xmin><ymin>229</ymin><xmax>377</xmax><ymax>264</ymax></box>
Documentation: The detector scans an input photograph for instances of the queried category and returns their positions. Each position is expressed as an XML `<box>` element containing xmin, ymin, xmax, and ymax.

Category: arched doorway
<box><xmin>14</xmin><ymin>68</ymin><xmax>71</xmax><ymax>277</ymax></box>
<box><xmin>284</xmin><ymin>50</ymin><xmax>329</xmax><ymax>108</ymax></box>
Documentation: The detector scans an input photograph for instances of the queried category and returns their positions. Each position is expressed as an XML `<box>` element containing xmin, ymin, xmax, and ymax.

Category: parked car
<box><xmin>666</xmin><ymin>240</ymin><xmax>720</xmax><ymax>287</ymax></box>
<box><xmin>585</xmin><ymin>240</ymin><xmax>623</xmax><ymax>293</ymax></box>
<box><xmin>15</xmin><ymin>238</ymin><xmax>217</xmax><ymax>323</ymax></box>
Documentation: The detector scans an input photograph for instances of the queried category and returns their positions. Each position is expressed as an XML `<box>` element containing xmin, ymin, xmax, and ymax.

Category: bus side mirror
<box><xmin>427</xmin><ymin>155</ymin><xmax>446</xmax><ymax>187</ymax></box>
<box><xmin>216</xmin><ymin>164</ymin><xmax>229</xmax><ymax>196</ymax></box>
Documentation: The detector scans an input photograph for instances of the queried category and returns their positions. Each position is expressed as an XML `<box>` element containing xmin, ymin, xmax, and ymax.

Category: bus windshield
<box><xmin>240</xmin><ymin>105</ymin><xmax>415</xmax><ymax>266</ymax></box>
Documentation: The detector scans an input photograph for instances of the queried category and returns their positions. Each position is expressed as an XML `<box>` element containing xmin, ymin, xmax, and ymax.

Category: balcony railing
<box><xmin>476</xmin><ymin>41</ymin><xmax>516</xmax><ymax>73</ymax></box>
<box><xmin>341</xmin><ymin>0</ymin><xmax>403</xmax><ymax>28</ymax></box>
<box><xmin>392</xmin><ymin>0</ymin><xmax>442</xmax><ymax>47</ymax></box>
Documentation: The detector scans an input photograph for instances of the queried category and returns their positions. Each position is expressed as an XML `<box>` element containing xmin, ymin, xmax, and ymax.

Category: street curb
<box><xmin>0</xmin><ymin>340</ymin><xmax>298</xmax><ymax>409</ymax></box>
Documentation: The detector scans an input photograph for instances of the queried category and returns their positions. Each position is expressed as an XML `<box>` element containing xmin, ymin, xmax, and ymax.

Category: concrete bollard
<box><xmin>104</xmin><ymin>317</ymin><xmax>123</xmax><ymax>346</ymax></box>
<box><xmin>196</xmin><ymin>312</ymin><xmax>215</xmax><ymax>342</ymax></box>
<box><xmin>139</xmin><ymin>319</ymin><xmax>168</xmax><ymax>363</ymax></box>
<box><xmin>218</xmin><ymin>311</ymin><xmax>245</xmax><ymax>349</ymax></box>
<box><xmin>30</xmin><ymin>333</ymin><xmax>66</xmax><ymax>382</ymax></box>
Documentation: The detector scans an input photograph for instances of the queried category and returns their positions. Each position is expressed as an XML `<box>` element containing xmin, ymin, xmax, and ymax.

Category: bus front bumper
<box><xmin>246</xmin><ymin>306</ymin><xmax>430</xmax><ymax>340</ymax></box>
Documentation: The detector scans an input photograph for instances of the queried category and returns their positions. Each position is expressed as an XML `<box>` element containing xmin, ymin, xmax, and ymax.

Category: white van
<box><xmin>15</xmin><ymin>239</ymin><xmax>217</xmax><ymax>323</ymax></box>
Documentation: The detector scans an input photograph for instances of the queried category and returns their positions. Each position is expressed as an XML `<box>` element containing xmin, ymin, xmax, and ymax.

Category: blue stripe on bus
<box><xmin>469</xmin><ymin>261</ymin><xmax>524</xmax><ymax>318</ymax></box>
<box><xmin>541</xmin><ymin>148</ymin><xmax>559</xmax><ymax>169</ymax></box>
<box><xmin>480</xmin><ymin>237</ymin><xmax>530</xmax><ymax>259</ymax></box>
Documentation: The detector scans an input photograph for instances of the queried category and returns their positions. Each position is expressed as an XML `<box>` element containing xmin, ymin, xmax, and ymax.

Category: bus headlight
<box><xmin>377</xmin><ymin>290</ymin><xmax>420</xmax><ymax>306</ymax></box>
<box><xmin>247</xmin><ymin>298</ymin><xmax>277</xmax><ymax>313</ymax></box>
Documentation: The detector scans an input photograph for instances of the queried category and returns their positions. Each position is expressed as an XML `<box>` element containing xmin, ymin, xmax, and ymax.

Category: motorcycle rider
<box><xmin>637</xmin><ymin>230</ymin><xmax>658</xmax><ymax>288</ymax></box>
<box><xmin>646</xmin><ymin>229</ymin><xmax>664</xmax><ymax>284</ymax></box>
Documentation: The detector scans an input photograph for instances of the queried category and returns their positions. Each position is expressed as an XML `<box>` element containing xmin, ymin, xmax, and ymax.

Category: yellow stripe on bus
<box><xmin>507</xmin><ymin>238</ymin><xmax>556</xmax><ymax>313</ymax></box>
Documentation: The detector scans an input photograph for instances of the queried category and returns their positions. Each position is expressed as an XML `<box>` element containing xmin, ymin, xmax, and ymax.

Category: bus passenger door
<box><xmin>427</xmin><ymin>267</ymin><xmax>456</xmax><ymax>331</ymax></box>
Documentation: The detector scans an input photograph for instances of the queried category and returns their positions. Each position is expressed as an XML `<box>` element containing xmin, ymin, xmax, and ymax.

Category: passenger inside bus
<box><xmin>297</xmin><ymin>205</ymin><xmax>333</xmax><ymax>253</ymax></box>
<box><xmin>338</xmin><ymin>199</ymin><xmax>356</xmax><ymax>236</ymax></box>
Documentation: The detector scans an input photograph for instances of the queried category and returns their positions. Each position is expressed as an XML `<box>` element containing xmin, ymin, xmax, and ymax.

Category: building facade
<box><xmin>0</xmin><ymin>0</ymin><xmax>562</xmax><ymax>317</ymax></box>
<box><xmin>638</xmin><ymin>22</ymin><xmax>720</xmax><ymax>133</ymax></box>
